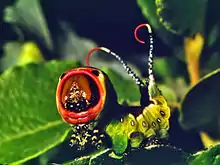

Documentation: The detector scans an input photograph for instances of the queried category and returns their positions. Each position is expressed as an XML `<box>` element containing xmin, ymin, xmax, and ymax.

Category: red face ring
<box><xmin>56</xmin><ymin>67</ymin><xmax>106</xmax><ymax>125</ymax></box>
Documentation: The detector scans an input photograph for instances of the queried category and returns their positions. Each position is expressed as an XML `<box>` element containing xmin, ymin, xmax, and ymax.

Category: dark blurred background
<box><xmin>0</xmin><ymin>0</ymin><xmax>170</xmax><ymax>59</ymax></box>
<box><xmin>2</xmin><ymin>0</ymin><xmax>216</xmax><ymax>164</ymax></box>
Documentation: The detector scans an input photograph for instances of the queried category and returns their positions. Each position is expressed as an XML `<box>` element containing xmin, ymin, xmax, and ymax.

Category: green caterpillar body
<box><xmin>61</xmin><ymin>68</ymin><xmax>171</xmax><ymax>158</ymax></box>
<box><xmin>56</xmin><ymin>24</ymin><xmax>171</xmax><ymax>158</ymax></box>
<box><xmin>106</xmin><ymin>80</ymin><xmax>170</xmax><ymax>156</ymax></box>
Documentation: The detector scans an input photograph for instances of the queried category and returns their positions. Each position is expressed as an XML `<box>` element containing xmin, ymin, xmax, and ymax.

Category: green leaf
<box><xmin>204</xmin><ymin>0</ymin><xmax>220</xmax><ymax>50</ymax></box>
<box><xmin>89</xmin><ymin>149</ymin><xmax>123</xmax><ymax>165</ymax></box>
<box><xmin>188</xmin><ymin>145</ymin><xmax>220</xmax><ymax>165</ymax></box>
<box><xmin>137</xmin><ymin>0</ymin><xmax>162</xmax><ymax>30</ymax></box>
<box><xmin>202</xmin><ymin>53</ymin><xmax>220</xmax><ymax>76</ymax></box>
<box><xmin>162</xmin><ymin>77</ymin><xmax>188</xmax><ymax>103</ymax></box>
<box><xmin>4</xmin><ymin>0</ymin><xmax>53</xmax><ymax>50</ymax></box>
<box><xmin>0</xmin><ymin>41</ymin><xmax>45</xmax><ymax>72</ymax></box>
<box><xmin>56</xmin><ymin>23</ymin><xmax>140</xmax><ymax>80</ymax></box>
<box><xmin>63</xmin><ymin>155</ymin><xmax>91</xmax><ymax>165</ymax></box>
<box><xmin>137</xmin><ymin>0</ymin><xmax>179</xmax><ymax>46</ymax></box>
<box><xmin>18</xmin><ymin>41</ymin><xmax>45</xmax><ymax>66</ymax></box>
<box><xmin>38</xmin><ymin>146</ymin><xmax>59</xmax><ymax>165</ymax></box>
<box><xmin>63</xmin><ymin>149</ymin><xmax>122</xmax><ymax>165</ymax></box>
<box><xmin>179</xmin><ymin>69</ymin><xmax>220</xmax><ymax>138</ymax></box>
<box><xmin>154</xmin><ymin>57</ymin><xmax>173</xmax><ymax>80</ymax></box>
<box><xmin>158</xmin><ymin>84</ymin><xmax>177</xmax><ymax>107</ymax></box>
<box><xmin>101</xmin><ymin>68</ymin><xmax>140</xmax><ymax>104</ymax></box>
<box><xmin>153</xmin><ymin>57</ymin><xmax>185</xmax><ymax>80</ymax></box>
<box><xmin>57</xmin><ymin>23</ymin><xmax>97</xmax><ymax>64</ymax></box>
<box><xmin>64</xmin><ymin>145</ymin><xmax>189</xmax><ymax>165</ymax></box>
<box><xmin>155</xmin><ymin>0</ymin><xmax>207</xmax><ymax>35</ymax></box>
<box><xmin>124</xmin><ymin>145</ymin><xmax>189</xmax><ymax>165</ymax></box>
<box><xmin>207</xmin><ymin>24</ymin><xmax>219</xmax><ymax>47</ymax></box>
<box><xmin>0</xmin><ymin>42</ymin><xmax>22</xmax><ymax>71</ymax></box>
<box><xmin>152</xmin><ymin>57</ymin><xmax>188</xmax><ymax>106</ymax></box>
<box><xmin>0</xmin><ymin>60</ymin><xmax>81</xmax><ymax>164</ymax></box>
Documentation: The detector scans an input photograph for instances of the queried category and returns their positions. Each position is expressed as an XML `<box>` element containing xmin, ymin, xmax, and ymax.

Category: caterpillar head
<box><xmin>56</xmin><ymin>45</ymin><xmax>145</xmax><ymax>151</ymax></box>
<box><xmin>56</xmin><ymin>66</ymin><xmax>118</xmax><ymax>126</ymax></box>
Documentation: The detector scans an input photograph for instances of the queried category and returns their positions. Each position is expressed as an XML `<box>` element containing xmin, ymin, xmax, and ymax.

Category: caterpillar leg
<box><xmin>105</xmin><ymin>113</ymin><xmax>144</xmax><ymax>156</ymax></box>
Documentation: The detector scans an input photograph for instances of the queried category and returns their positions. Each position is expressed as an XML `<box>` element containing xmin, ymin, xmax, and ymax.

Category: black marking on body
<box><xmin>131</xmin><ymin>120</ymin><xmax>135</xmax><ymax>126</ymax></box>
<box><xmin>157</xmin><ymin>118</ymin><xmax>161</xmax><ymax>123</ymax></box>
<box><xmin>91</xmin><ymin>70</ymin><xmax>100</xmax><ymax>76</ymax></box>
<box><xmin>160</xmin><ymin>110</ymin><xmax>165</xmax><ymax>117</ymax></box>
<box><xmin>59</xmin><ymin>73</ymin><xmax>66</xmax><ymax>80</ymax></box>
<box><xmin>152</xmin><ymin>122</ymin><xmax>156</xmax><ymax>127</ymax></box>
<box><xmin>142</xmin><ymin>121</ymin><xmax>147</xmax><ymax>127</ymax></box>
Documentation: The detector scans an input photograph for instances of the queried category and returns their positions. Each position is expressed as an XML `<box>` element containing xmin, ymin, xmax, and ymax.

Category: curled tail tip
<box><xmin>135</xmin><ymin>23</ymin><xmax>152</xmax><ymax>33</ymax></box>
<box><xmin>134</xmin><ymin>23</ymin><xmax>153</xmax><ymax>44</ymax></box>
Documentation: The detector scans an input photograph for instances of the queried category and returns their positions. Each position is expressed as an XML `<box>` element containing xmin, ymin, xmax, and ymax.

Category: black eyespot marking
<box><xmin>59</xmin><ymin>73</ymin><xmax>66</xmax><ymax>80</ymax></box>
<box><xmin>157</xmin><ymin>118</ymin><xmax>161</xmax><ymax>123</ymax></box>
<box><xmin>152</xmin><ymin>122</ymin><xmax>156</xmax><ymax>127</ymax></box>
<box><xmin>91</xmin><ymin>70</ymin><xmax>100</xmax><ymax>76</ymax></box>
<box><xmin>131</xmin><ymin>120</ymin><xmax>135</xmax><ymax>126</ymax></box>
<box><xmin>142</xmin><ymin>121</ymin><xmax>147</xmax><ymax>127</ymax></box>
<box><xmin>160</xmin><ymin>110</ymin><xmax>165</xmax><ymax>116</ymax></box>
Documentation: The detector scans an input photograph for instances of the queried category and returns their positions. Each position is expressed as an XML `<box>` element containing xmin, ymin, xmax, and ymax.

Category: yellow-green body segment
<box><xmin>105</xmin><ymin>80</ymin><xmax>170</xmax><ymax>155</ymax></box>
